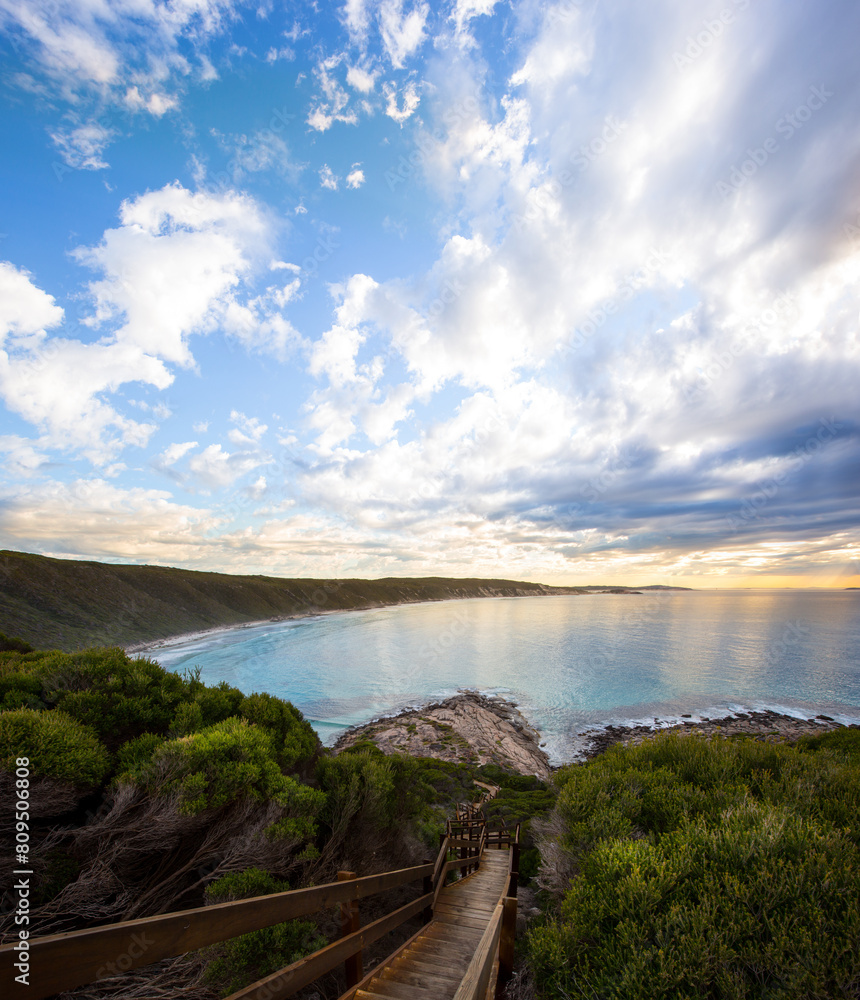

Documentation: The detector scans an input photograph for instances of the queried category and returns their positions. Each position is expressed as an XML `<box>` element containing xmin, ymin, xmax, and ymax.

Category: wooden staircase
<box><xmin>1</xmin><ymin>792</ymin><xmax>520</xmax><ymax>1000</ymax></box>
<box><xmin>343</xmin><ymin>849</ymin><xmax>511</xmax><ymax>999</ymax></box>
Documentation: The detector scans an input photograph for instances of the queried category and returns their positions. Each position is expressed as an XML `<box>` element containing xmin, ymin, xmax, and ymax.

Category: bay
<box><xmin>147</xmin><ymin>589</ymin><xmax>860</xmax><ymax>764</ymax></box>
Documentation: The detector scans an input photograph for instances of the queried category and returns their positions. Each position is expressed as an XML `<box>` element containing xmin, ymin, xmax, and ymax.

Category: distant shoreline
<box><xmin>125</xmin><ymin>587</ymin><xmax>689</xmax><ymax>655</ymax></box>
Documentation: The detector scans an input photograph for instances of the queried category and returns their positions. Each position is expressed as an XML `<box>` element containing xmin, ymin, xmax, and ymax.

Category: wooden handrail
<box><xmin>452</xmin><ymin>901</ymin><xmax>503</xmax><ymax>1000</ymax></box>
<box><xmin>225</xmin><ymin>892</ymin><xmax>433</xmax><ymax>1000</ymax></box>
<box><xmin>0</xmin><ymin>804</ymin><xmax>502</xmax><ymax>1000</ymax></box>
<box><xmin>0</xmin><ymin>863</ymin><xmax>433</xmax><ymax>1000</ymax></box>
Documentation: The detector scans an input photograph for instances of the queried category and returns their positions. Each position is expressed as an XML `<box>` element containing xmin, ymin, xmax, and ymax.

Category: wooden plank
<box><xmin>360</xmin><ymin>978</ymin><xmax>444</xmax><ymax>1000</ymax></box>
<box><xmin>380</xmin><ymin>964</ymin><xmax>462</xmax><ymax>987</ymax></box>
<box><xmin>396</xmin><ymin>956</ymin><xmax>470</xmax><ymax>979</ymax></box>
<box><xmin>0</xmin><ymin>863</ymin><xmax>434</xmax><ymax>1000</ymax></box>
<box><xmin>452</xmin><ymin>903</ymin><xmax>503</xmax><ymax>1000</ymax></box>
<box><xmin>435</xmin><ymin>913</ymin><xmax>491</xmax><ymax>931</ymax></box>
<box><xmin>336</xmin><ymin>922</ymin><xmax>428</xmax><ymax>1000</ymax></box>
<box><xmin>224</xmin><ymin>892</ymin><xmax>432</xmax><ymax>1000</ymax></box>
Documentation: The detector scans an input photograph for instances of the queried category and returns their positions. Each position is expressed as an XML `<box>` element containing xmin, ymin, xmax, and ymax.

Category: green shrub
<box><xmin>0</xmin><ymin>633</ymin><xmax>34</xmax><ymax>653</ymax></box>
<box><xmin>133</xmin><ymin>717</ymin><xmax>326</xmax><ymax>833</ymax></box>
<box><xmin>203</xmin><ymin>867</ymin><xmax>327</xmax><ymax>996</ymax></box>
<box><xmin>115</xmin><ymin>732</ymin><xmax>166</xmax><ymax>778</ymax></box>
<box><xmin>239</xmin><ymin>692</ymin><xmax>319</xmax><ymax>769</ymax></box>
<box><xmin>529</xmin><ymin>732</ymin><xmax>860</xmax><ymax>999</ymax></box>
<box><xmin>0</xmin><ymin>708</ymin><xmax>109</xmax><ymax>785</ymax></box>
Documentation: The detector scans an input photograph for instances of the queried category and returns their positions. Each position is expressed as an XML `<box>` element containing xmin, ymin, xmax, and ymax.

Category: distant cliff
<box><xmin>0</xmin><ymin>550</ymin><xmax>590</xmax><ymax>651</ymax></box>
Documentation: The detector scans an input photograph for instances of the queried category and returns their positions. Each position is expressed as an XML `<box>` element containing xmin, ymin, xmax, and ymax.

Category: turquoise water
<box><xmin>147</xmin><ymin>590</ymin><xmax>860</xmax><ymax>763</ymax></box>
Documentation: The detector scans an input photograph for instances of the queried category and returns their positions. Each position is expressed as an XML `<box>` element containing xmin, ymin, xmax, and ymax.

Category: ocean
<box><xmin>146</xmin><ymin>589</ymin><xmax>860</xmax><ymax>764</ymax></box>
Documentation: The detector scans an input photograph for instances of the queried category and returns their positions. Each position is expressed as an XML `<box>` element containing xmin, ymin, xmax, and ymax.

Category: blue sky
<box><xmin>0</xmin><ymin>0</ymin><xmax>858</xmax><ymax>587</ymax></box>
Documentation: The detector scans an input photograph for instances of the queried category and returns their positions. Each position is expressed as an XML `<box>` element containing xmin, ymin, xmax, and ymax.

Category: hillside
<box><xmin>0</xmin><ymin>550</ymin><xmax>594</xmax><ymax>652</ymax></box>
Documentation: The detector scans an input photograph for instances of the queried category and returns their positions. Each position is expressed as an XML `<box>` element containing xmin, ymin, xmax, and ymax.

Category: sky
<box><xmin>0</xmin><ymin>0</ymin><xmax>858</xmax><ymax>588</ymax></box>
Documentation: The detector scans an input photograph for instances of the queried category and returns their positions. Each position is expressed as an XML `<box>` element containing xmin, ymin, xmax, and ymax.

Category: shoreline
<box><xmin>125</xmin><ymin>587</ymin><xmax>674</xmax><ymax>655</ymax></box>
<box><xmin>331</xmin><ymin>693</ymin><xmax>859</xmax><ymax>774</ymax></box>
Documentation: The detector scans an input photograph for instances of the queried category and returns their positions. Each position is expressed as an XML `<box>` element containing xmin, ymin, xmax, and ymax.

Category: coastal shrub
<box><xmin>0</xmin><ymin>633</ymin><xmax>34</xmax><ymax>653</ymax></box>
<box><xmin>0</xmin><ymin>647</ymin><xmax>188</xmax><ymax>748</ymax></box>
<box><xmin>202</xmin><ymin>867</ymin><xmax>327</xmax><ymax>996</ymax></box>
<box><xmin>0</xmin><ymin>708</ymin><xmax>110</xmax><ymax>786</ymax></box>
<box><xmin>131</xmin><ymin>717</ymin><xmax>326</xmax><ymax>832</ymax></box>
<box><xmin>239</xmin><ymin>691</ymin><xmax>319</xmax><ymax>770</ymax></box>
<box><xmin>0</xmin><ymin>647</ymin><xmax>321</xmax><ymax>773</ymax></box>
<box><xmin>529</xmin><ymin>731</ymin><xmax>860</xmax><ymax>998</ymax></box>
<box><xmin>115</xmin><ymin>732</ymin><xmax>166</xmax><ymax>778</ymax></box>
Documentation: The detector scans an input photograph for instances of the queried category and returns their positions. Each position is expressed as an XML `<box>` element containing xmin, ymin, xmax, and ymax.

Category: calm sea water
<box><xmin>146</xmin><ymin>590</ymin><xmax>860</xmax><ymax>764</ymax></box>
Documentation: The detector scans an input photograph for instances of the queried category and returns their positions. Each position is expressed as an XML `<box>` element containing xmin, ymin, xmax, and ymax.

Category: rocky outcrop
<box><xmin>575</xmin><ymin>709</ymin><xmax>858</xmax><ymax>759</ymax></box>
<box><xmin>333</xmin><ymin>692</ymin><xmax>551</xmax><ymax>779</ymax></box>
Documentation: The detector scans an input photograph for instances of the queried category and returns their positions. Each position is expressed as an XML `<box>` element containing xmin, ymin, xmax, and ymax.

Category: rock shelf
<box><xmin>332</xmin><ymin>691</ymin><xmax>552</xmax><ymax>779</ymax></box>
<box><xmin>576</xmin><ymin>709</ymin><xmax>858</xmax><ymax>759</ymax></box>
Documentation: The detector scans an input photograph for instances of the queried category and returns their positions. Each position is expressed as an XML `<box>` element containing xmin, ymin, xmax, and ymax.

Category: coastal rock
<box><xmin>576</xmin><ymin>710</ymin><xmax>858</xmax><ymax>759</ymax></box>
<box><xmin>333</xmin><ymin>692</ymin><xmax>551</xmax><ymax>779</ymax></box>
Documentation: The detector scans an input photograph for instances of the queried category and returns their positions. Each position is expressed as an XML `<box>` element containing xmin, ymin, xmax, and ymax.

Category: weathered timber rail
<box><xmin>0</xmin><ymin>801</ymin><xmax>520</xmax><ymax>1000</ymax></box>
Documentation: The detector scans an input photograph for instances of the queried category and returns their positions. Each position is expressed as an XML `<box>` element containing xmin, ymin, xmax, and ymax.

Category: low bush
<box><xmin>202</xmin><ymin>867</ymin><xmax>327</xmax><ymax>996</ymax></box>
<box><xmin>529</xmin><ymin>731</ymin><xmax>860</xmax><ymax>999</ymax></box>
<box><xmin>130</xmin><ymin>717</ymin><xmax>326</xmax><ymax>835</ymax></box>
<box><xmin>0</xmin><ymin>707</ymin><xmax>109</xmax><ymax>786</ymax></box>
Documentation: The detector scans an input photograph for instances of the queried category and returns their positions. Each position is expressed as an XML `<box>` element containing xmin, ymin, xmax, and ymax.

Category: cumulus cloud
<box><xmin>0</xmin><ymin>184</ymin><xmax>303</xmax><ymax>461</ymax></box>
<box><xmin>291</xmin><ymin>0</ymin><xmax>860</xmax><ymax>580</ymax></box>
<box><xmin>346</xmin><ymin>164</ymin><xmax>366</xmax><ymax>188</ymax></box>
<box><xmin>0</xmin><ymin>262</ymin><xmax>64</xmax><ymax>345</ymax></box>
<box><xmin>307</xmin><ymin>55</ymin><xmax>359</xmax><ymax>131</ymax></box>
<box><xmin>346</xmin><ymin>64</ymin><xmax>377</xmax><ymax>92</ymax></box>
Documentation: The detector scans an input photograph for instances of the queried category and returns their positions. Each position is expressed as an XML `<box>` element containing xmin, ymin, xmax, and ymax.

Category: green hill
<box><xmin>0</xmin><ymin>550</ymin><xmax>587</xmax><ymax>651</ymax></box>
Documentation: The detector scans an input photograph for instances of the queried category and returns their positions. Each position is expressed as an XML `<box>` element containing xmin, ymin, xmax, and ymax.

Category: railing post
<box><xmin>422</xmin><ymin>860</ymin><xmax>433</xmax><ymax>924</ymax></box>
<box><xmin>337</xmin><ymin>871</ymin><xmax>363</xmax><ymax>988</ymax></box>
<box><xmin>495</xmin><ymin>896</ymin><xmax>517</xmax><ymax>998</ymax></box>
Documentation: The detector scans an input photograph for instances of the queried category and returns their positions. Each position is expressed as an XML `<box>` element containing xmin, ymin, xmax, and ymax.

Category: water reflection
<box><xmin>148</xmin><ymin>590</ymin><xmax>860</xmax><ymax>763</ymax></box>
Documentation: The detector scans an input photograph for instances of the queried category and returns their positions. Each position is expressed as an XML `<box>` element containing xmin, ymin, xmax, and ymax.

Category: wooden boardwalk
<box><xmin>343</xmin><ymin>850</ymin><xmax>511</xmax><ymax>999</ymax></box>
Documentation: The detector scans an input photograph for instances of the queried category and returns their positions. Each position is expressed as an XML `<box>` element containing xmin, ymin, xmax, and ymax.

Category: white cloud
<box><xmin>75</xmin><ymin>182</ymin><xmax>269</xmax><ymax>366</ymax></box>
<box><xmin>228</xmin><ymin>411</ymin><xmax>268</xmax><ymax>446</ymax></box>
<box><xmin>49</xmin><ymin>121</ymin><xmax>116</xmax><ymax>169</ymax></box>
<box><xmin>0</xmin><ymin>0</ymin><xmax>234</xmax><ymax>110</ymax></box>
<box><xmin>378</xmin><ymin>0</ymin><xmax>428</xmax><ymax>69</ymax></box>
<box><xmin>383</xmin><ymin>80</ymin><xmax>420</xmax><ymax>125</ymax></box>
<box><xmin>158</xmin><ymin>440</ymin><xmax>198</xmax><ymax>466</ymax></box>
<box><xmin>346</xmin><ymin>165</ymin><xmax>366</xmax><ymax>188</ymax></box>
<box><xmin>0</xmin><ymin>478</ymin><xmax>221</xmax><ymax>562</ymax></box>
<box><xmin>124</xmin><ymin>86</ymin><xmax>178</xmax><ymax>116</ymax></box>
<box><xmin>265</xmin><ymin>46</ymin><xmax>294</xmax><ymax>62</ymax></box>
<box><xmin>307</xmin><ymin>55</ymin><xmax>359</xmax><ymax>131</ymax></box>
<box><xmin>188</xmin><ymin>443</ymin><xmax>271</xmax><ymax>491</ymax></box>
<box><xmin>342</xmin><ymin>0</ymin><xmax>372</xmax><ymax>44</ymax></box>
<box><xmin>0</xmin><ymin>184</ymin><xmax>301</xmax><ymax>461</ymax></box>
<box><xmin>346</xmin><ymin>64</ymin><xmax>377</xmax><ymax>93</ymax></box>
<box><xmin>0</xmin><ymin>435</ymin><xmax>50</xmax><ymax>477</ymax></box>
<box><xmin>0</xmin><ymin>262</ymin><xmax>64</xmax><ymax>346</ymax></box>
<box><xmin>319</xmin><ymin>164</ymin><xmax>340</xmax><ymax>190</ymax></box>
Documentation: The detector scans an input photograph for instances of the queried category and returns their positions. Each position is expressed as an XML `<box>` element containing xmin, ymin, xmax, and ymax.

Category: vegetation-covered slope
<box><xmin>529</xmin><ymin>729</ymin><xmax>860</xmax><ymax>1000</ymax></box>
<box><xmin>0</xmin><ymin>549</ymin><xmax>585</xmax><ymax>651</ymax></box>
